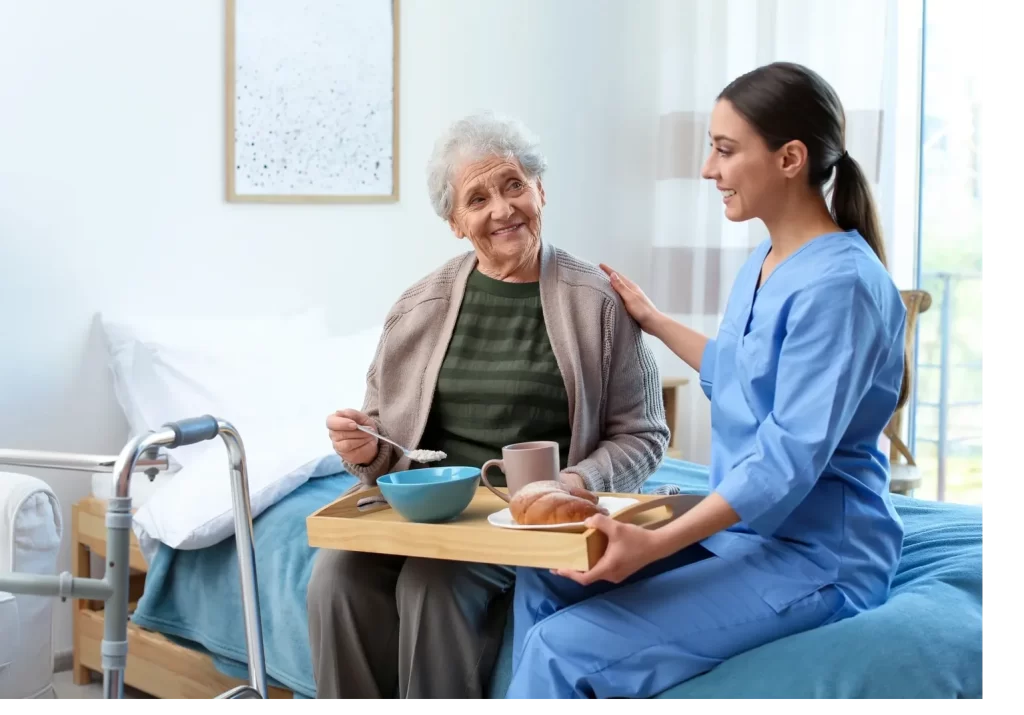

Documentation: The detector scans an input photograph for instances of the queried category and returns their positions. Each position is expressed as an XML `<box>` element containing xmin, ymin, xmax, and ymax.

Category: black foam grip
<box><xmin>164</xmin><ymin>415</ymin><xmax>220</xmax><ymax>448</ymax></box>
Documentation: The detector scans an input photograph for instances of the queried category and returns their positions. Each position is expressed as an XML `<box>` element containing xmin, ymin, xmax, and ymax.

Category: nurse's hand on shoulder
<box><xmin>327</xmin><ymin>409</ymin><xmax>379</xmax><ymax>465</ymax></box>
<box><xmin>553</xmin><ymin>515</ymin><xmax>663</xmax><ymax>586</ymax></box>
<box><xmin>599</xmin><ymin>264</ymin><xmax>662</xmax><ymax>333</ymax></box>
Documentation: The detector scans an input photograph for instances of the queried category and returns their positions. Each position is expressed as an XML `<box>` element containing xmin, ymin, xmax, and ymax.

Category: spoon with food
<box><xmin>354</xmin><ymin>425</ymin><xmax>446</xmax><ymax>464</ymax></box>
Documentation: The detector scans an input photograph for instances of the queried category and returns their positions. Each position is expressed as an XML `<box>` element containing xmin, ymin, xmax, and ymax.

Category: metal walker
<box><xmin>0</xmin><ymin>416</ymin><xmax>267</xmax><ymax>699</ymax></box>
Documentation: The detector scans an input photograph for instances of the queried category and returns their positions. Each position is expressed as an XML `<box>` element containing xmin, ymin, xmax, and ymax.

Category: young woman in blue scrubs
<box><xmin>506</xmin><ymin>62</ymin><xmax>910</xmax><ymax>699</ymax></box>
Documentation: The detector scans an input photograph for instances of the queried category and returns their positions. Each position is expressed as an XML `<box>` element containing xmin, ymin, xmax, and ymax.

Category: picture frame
<box><xmin>225</xmin><ymin>0</ymin><xmax>400</xmax><ymax>203</ymax></box>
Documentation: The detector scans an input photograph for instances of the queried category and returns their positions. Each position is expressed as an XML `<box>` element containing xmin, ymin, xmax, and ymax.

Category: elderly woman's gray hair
<box><xmin>426</xmin><ymin>113</ymin><xmax>549</xmax><ymax>220</ymax></box>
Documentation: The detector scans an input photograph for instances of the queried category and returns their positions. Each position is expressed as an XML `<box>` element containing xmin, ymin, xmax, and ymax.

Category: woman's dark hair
<box><xmin>718</xmin><ymin>61</ymin><xmax>909</xmax><ymax>410</ymax></box>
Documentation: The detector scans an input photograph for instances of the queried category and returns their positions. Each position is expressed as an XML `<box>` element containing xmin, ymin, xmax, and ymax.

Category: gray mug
<box><xmin>481</xmin><ymin>441</ymin><xmax>560</xmax><ymax>503</ymax></box>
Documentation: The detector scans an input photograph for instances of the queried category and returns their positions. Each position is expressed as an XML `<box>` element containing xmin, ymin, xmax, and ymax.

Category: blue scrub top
<box><xmin>699</xmin><ymin>230</ymin><xmax>907</xmax><ymax>614</ymax></box>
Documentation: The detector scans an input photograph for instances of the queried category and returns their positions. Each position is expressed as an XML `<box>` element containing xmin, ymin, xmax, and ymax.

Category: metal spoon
<box><xmin>354</xmin><ymin>425</ymin><xmax>446</xmax><ymax>464</ymax></box>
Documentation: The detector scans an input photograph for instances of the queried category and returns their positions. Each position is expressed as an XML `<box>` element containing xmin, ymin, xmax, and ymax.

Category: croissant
<box><xmin>509</xmin><ymin>480</ymin><xmax>608</xmax><ymax>525</ymax></box>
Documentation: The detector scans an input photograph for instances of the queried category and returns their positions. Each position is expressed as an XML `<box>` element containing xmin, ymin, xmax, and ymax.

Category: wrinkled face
<box><xmin>701</xmin><ymin>99</ymin><xmax>795</xmax><ymax>223</ymax></box>
<box><xmin>448</xmin><ymin>155</ymin><xmax>545</xmax><ymax>272</ymax></box>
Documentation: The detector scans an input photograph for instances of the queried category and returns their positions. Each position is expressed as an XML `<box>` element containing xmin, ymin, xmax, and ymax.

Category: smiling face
<box><xmin>448</xmin><ymin>155</ymin><xmax>546</xmax><ymax>280</ymax></box>
<box><xmin>700</xmin><ymin>98</ymin><xmax>804</xmax><ymax>223</ymax></box>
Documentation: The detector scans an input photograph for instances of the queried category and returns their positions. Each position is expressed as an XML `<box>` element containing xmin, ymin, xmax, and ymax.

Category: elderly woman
<box><xmin>307</xmin><ymin>113</ymin><xmax>669</xmax><ymax>699</ymax></box>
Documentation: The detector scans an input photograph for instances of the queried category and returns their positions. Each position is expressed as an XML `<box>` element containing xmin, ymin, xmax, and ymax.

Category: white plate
<box><xmin>487</xmin><ymin>496</ymin><xmax>639</xmax><ymax>531</ymax></box>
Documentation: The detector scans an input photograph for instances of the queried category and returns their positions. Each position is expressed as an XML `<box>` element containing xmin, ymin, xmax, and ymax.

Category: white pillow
<box><xmin>132</xmin><ymin>441</ymin><xmax>341</xmax><ymax>563</ymax></box>
<box><xmin>101</xmin><ymin>303</ymin><xmax>329</xmax><ymax>471</ymax></box>
<box><xmin>115</xmin><ymin>322</ymin><xmax>383</xmax><ymax>560</ymax></box>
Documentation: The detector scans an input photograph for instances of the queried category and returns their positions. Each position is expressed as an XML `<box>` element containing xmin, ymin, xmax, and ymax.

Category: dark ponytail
<box><xmin>719</xmin><ymin>61</ymin><xmax>910</xmax><ymax>410</ymax></box>
<box><xmin>829</xmin><ymin>151</ymin><xmax>910</xmax><ymax>409</ymax></box>
<box><xmin>831</xmin><ymin>152</ymin><xmax>888</xmax><ymax>268</ymax></box>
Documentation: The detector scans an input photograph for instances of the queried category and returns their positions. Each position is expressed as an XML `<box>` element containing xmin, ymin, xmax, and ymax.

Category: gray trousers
<box><xmin>307</xmin><ymin>549</ymin><xmax>515</xmax><ymax>698</ymax></box>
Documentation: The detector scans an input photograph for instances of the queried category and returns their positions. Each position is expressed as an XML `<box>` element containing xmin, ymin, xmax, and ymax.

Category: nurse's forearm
<box><xmin>647</xmin><ymin>313</ymin><xmax>709</xmax><ymax>373</ymax></box>
<box><xmin>651</xmin><ymin>493</ymin><xmax>740</xmax><ymax>558</ymax></box>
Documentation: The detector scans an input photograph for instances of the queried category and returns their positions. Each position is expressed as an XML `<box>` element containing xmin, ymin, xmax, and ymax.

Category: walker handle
<box><xmin>163</xmin><ymin>415</ymin><xmax>221</xmax><ymax>448</ymax></box>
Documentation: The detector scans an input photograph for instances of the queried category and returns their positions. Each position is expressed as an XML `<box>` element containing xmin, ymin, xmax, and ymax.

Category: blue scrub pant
<box><xmin>507</xmin><ymin>544</ymin><xmax>849</xmax><ymax>699</ymax></box>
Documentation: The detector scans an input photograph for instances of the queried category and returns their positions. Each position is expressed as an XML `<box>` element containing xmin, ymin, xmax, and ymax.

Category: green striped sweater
<box><xmin>420</xmin><ymin>269</ymin><xmax>572</xmax><ymax>484</ymax></box>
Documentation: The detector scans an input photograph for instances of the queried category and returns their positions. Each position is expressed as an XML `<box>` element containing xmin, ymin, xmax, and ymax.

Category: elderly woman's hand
<box><xmin>327</xmin><ymin>409</ymin><xmax>379</xmax><ymax>466</ymax></box>
<box><xmin>558</xmin><ymin>472</ymin><xmax>587</xmax><ymax>491</ymax></box>
<box><xmin>599</xmin><ymin>264</ymin><xmax>663</xmax><ymax>334</ymax></box>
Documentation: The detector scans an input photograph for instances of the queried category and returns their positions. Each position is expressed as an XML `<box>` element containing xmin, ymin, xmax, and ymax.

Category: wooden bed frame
<box><xmin>70</xmin><ymin>497</ymin><xmax>293</xmax><ymax>699</ymax></box>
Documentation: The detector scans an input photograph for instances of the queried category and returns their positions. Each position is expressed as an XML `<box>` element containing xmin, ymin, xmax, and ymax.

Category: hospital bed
<box><xmin>6</xmin><ymin>433</ymin><xmax>982</xmax><ymax>699</ymax></box>
<box><xmin>3</xmin><ymin>436</ymin><xmax>985</xmax><ymax>700</ymax></box>
<box><xmin>0</xmin><ymin>415</ymin><xmax>270</xmax><ymax>699</ymax></box>
<box><xmin>4</xmin><ymin>309</ymin><xmax>982</xmax><ymax>698</ymax></box>
<box><xmin>120</xmin><ymin>458</ymin><xmax>981</xmax><ymax>699</ymax></box>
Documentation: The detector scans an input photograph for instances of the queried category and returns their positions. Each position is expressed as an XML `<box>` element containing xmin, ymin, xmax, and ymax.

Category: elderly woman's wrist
<box><xmin>346</xmin><ymin>443</ymin><xmax>389</xmax><ymax>477</ymax></box>
<box><xmin>558</xmin><ymin>471</ymin><xmax>588</xmax><ymax>491</ymax></box>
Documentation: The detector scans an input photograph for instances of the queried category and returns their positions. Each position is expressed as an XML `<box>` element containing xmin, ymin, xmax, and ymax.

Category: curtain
<box><xmin>650</xmin><ymin>0</ymin><xmax>896</xmax><ymax>463</ymax></box>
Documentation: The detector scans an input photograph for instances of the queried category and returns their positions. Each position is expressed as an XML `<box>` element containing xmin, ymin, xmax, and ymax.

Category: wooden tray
<box><xmin>306</xmin><ymin>486</ymin><xmax>703</xmax><ymax>571</ymax></box>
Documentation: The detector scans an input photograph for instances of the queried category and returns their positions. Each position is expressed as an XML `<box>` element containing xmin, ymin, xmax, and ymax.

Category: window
<box><xmin>909</xmin><ymin>0</ymin><xmax>983</xmax><ymax>504</ymax></box>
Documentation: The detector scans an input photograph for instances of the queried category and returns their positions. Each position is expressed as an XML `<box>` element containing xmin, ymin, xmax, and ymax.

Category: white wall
<box><xmin>0</xmin><ymin>0</ymin><xmax>660</xmax><ymax>653</ymax></box>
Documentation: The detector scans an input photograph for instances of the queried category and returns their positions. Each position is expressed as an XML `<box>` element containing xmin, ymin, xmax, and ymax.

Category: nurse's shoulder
<box><xmin>799</xmin><ymin>230</ymin><xmax>906</xmax><ymax>337</ymax></box>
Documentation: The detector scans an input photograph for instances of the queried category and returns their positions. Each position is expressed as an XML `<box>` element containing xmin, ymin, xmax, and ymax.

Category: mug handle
<box><xmin>480</xmin><ymin>459</ymin><xmax>510</xmax><ymax>502</ymax></box>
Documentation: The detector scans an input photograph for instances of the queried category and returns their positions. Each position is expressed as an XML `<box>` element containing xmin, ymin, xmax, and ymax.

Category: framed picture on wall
<box><xmin>225</xmin><ymin>0</ymin><xmax>399</xmax><ymax>203</ymax></box>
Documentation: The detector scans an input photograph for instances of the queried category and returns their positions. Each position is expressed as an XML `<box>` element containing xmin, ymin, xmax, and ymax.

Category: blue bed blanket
<box><xmin>131</xmin><ymin>459</ymin><xmax>982</xmax><ymax>698</ymax></box>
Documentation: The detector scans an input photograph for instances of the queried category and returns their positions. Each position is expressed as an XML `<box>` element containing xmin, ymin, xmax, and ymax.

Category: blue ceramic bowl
<box><xmin>376</xmin><ymin>467</ymin><xmax>481</xmax><ymax>523</ymax></box>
